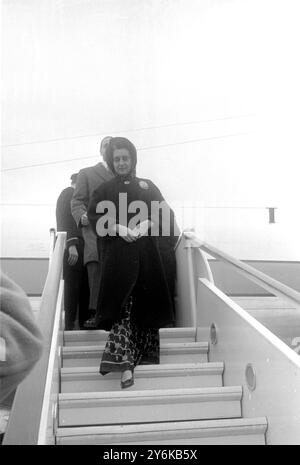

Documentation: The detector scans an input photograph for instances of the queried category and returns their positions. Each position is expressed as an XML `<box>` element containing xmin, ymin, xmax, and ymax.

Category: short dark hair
<box><xmin>70</xmin><ymin>173</ymin><xmax>78</xmax><ymax>183</ymax></box>
<box><xmin>105</xmin><ymin>137</ymin><xmax>137</xmax><ymax>174</ymax></box>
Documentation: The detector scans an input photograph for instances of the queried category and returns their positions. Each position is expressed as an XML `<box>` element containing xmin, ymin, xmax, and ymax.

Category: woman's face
<box><xmin>113</xmin><ymin>148</ymin><xmax>132</xmax><ymax>176</ymax></box>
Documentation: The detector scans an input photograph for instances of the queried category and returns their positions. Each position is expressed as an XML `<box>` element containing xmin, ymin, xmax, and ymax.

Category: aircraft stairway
<box><xmin>56</xmin><ymin>327</ymin><xmax>267</xmax><ymax>445</ymax></box>
<box><xmin>3</xmin><ymin>231</ymin><xmax>300</xmax><ymax>445</ymax></box>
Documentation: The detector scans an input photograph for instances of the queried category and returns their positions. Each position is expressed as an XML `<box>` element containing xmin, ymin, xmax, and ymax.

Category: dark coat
<box><xmin>56</xmin><ymin>186</ymin><xmax>90</xmax><ymax>327</ymax></box>
<box><xmin>56</xmin><ymin>186</ymin><xmax>84</xmax><ymax>271</ymax></box>
<box><xmin>56</xmin><ymin>187</ymin><xmax>82</xmax><ymax>246</ymax></box>
<box><xmin>88</xmin><ymin>176</ymin><xmax>178</xmax><ymax>330</ymax></box>
<box><xmin>71</xmin><ymin>162</ymin><xmax>113</xmax><ymax>264</ymax></box>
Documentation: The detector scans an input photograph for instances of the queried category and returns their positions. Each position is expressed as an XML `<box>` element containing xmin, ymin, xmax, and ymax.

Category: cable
<box><xmin>1</xmin><ymin>113</ymin><xmax>257</xmax><ymax>148</ymax></box>
<box><xmin>1</xmin><ymin>203</ymin><xmax>54</xmax><ymax>206</ymax></box>
<box><xmin>1</xmin><ymin>155</ymin><xmax>99</xmax><ymax>172</ymax></box>
<box><xmin>138</xmin><ymin>132</ymin><xmax>247</xmax><ymax>151</ymax></box>
<box><xmin>0</xmin><ymin>203</ymin><xmax>274</xmax><ymax>209</ymax></box>
<box><xmin>1</xmin><ymin>131</ymin><xmax>247</xmax><ymax>172</ymax></box>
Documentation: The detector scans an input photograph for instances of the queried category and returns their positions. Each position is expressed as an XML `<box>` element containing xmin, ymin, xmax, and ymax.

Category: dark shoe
<box><xmin>121</xmin><ymin>371</ymin><xmax>134</xmax><ymax>389</ymax></box>
<box><xmin>83</xmin><ymin>316</ymin><xmax>97</xmax><ymax>329</ymax></box>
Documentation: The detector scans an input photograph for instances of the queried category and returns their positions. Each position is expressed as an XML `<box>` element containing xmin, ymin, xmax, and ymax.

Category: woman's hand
<box><xmin>81</xmin><ymin>212</ymin><xmax>89</xmax><ymax>226</ymax></box>
<box><xmin>114</xmin><ymin>224</ymin><xmax>138</xmax><ymax>243</ymax></box>
<box><xmin>68</xmin><ymin>245</ymin><xmax>79</xmax><ymax>265</ymax></box>
<box><xmin>132</xmin><ymin>220</ymin><xmax>153</xmax><ymax>239</ymax></box>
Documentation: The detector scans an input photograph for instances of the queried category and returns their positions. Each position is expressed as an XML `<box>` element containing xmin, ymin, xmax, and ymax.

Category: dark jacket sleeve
<box><xmin>55</xmin><ymin>189</ymin><xmax>69</xmax><ymax>232</ymax></box>
<box><xmin>0</xmin><ymin>272</ymin><xmax>43</xmax><ymax>403</ymax></box>
<box><xmin>56</xmin><ymin>188</ymin><xmax>81</xmax><ymax>248</ymax></box>
<box><xmin>71</xmin><ymin>170</ymin><xmax>89</xmax><ymax>227</ymax></box>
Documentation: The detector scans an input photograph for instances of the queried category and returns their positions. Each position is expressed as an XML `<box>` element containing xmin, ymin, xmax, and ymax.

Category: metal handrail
<box><xmin>3</xmin><ymin>232</ymin><xmax>66</xmax><ymax>445</ymax></box>
<box><xmin>184</xmin><ymin>231</ymin><xmax>300</xmax><ymax>307</ymax></box>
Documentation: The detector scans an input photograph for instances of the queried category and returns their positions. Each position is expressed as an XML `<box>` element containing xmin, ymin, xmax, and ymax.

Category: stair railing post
<box><xmin>175</xmin><ymin>231</ymin><xmax>214</xmax><ymax>327</ymax></box>
<box><xmin>185</xmin><ymin>239</ymin><xmax>198</xmax><ymax>328</ymax></box>
<box><xmin>184</xmin><ymin>232</ymin><xmax>214</xmax><ymax>329</ymax></box>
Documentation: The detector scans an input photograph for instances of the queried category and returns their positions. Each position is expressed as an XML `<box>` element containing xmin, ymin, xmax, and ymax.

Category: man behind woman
<box><xmin>88</xmin><ymin>137</ymin><xmax>179</xmax><ymax>389</ymax></box>
<box><xmin>56</xmin><ymin>173</ymin><xmax>90</xmax><ymax>330</ymax></box>
<box><xmin>71</xmin><ymin>136</ymin><xmax>113</xmax><ymax>328</ymax></box>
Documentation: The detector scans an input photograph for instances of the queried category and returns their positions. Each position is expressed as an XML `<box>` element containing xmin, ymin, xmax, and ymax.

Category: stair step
<box><xmin>60</xmin><ymin>362</ymin><xmax>224</xmax><ymax>392</ymax></box>
<box><xmin>62</xmin><ymin>342</ymin><xmax>208</xmax><ymax>367</ymax></box>
<box><xmin>58</xmin><ymin>386</ymin><xmax>242</xmax><ymax>427</ymax></box>
<box><xmin>56</xmin><ymin>416</ymin><xmax>267</xmax><ymax>445</ymax></box>
<box><xmin>63</xmin><ymin>327</ymin><xmax>196</xmax><ymax>346</ymax></box>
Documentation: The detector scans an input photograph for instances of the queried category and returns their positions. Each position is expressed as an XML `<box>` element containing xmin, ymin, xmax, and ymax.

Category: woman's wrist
<box><xmin>110</xmin><ymin>223</ymin><xmax>118</xmax><ymax>235</ymax></box>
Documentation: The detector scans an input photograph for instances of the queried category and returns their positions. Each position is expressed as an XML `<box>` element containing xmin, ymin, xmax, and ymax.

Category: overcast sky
<box><xmin>1</xmin><ymin>0</ymin><xmax>300</xmax><ymax>258</ymax></box>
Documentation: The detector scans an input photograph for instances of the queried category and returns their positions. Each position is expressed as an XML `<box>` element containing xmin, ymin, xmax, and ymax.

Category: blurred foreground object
<box><xmin>0</xmin><ymin>271</ymin><xmax>43</xmax><ymax>404</ymax></box>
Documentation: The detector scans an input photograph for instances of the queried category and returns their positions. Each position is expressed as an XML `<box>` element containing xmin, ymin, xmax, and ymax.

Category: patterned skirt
<box><xmin>99</xmin><ymin>297</ymin><xmax>160</xmax><ymax>375</ymax></box>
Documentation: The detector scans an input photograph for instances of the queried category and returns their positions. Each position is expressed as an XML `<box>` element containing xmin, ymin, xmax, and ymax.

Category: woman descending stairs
<box><xmin>56</xmin><ymin>327</ymin><xmax>267</xmax><ymax>445</ymax></box>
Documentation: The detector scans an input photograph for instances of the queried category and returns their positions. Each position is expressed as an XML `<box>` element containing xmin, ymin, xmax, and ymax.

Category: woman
<box><xmin>88</xmin><ymin>137</ymin><xmax>179</xmax><ymax>388</ymax></box>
